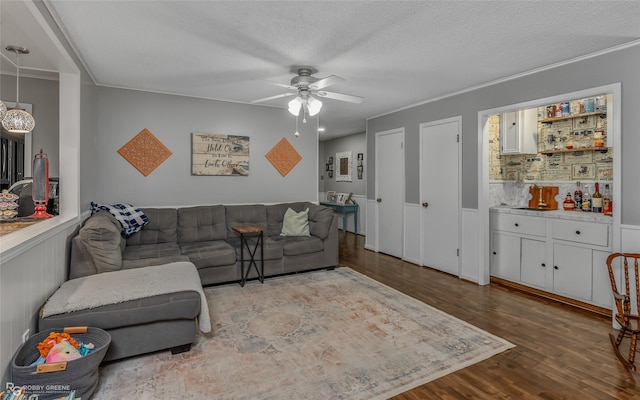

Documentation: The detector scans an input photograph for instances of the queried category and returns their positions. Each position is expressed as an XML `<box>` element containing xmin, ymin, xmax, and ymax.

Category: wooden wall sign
<box><xmin>192</xmin><ymin>133</ymin><xmax>249</xmax><ymax>176</ymax></box>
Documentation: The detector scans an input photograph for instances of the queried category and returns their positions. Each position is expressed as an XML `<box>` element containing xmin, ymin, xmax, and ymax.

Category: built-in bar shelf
<box><xmin>539</xmin><ymin>147</ymin><xmax>610</xmax><ymax>155</ymax></box>
<box><xmin>540</xmin><ymin>112</ymin><xmax>606</xmax><ymax>124</ymax></box>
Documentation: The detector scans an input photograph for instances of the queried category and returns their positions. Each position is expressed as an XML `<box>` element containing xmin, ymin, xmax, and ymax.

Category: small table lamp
<box><xmin>31</xmin><ymin>149</ymin><xmax>53</xmax><ymax>218</ymax></box>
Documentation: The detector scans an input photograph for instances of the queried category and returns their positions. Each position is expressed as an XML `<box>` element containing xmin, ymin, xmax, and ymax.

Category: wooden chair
<box><xmin>606</xmin><ymin>252</ymin><xmax>640</xmax><ymax>371</ymax></box>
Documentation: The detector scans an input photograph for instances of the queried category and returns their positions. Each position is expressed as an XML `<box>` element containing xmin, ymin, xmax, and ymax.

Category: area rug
<box><xmin>92</xmin><ymin>268</ymin><xmax>514</xmax><ymax>399</ymax></box>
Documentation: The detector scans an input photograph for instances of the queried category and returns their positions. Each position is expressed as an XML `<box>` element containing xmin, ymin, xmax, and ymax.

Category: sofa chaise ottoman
<box><xmin>39</xmin><ymin>262</ymin><xmax>210</xmax><ymax>361</ymax></box>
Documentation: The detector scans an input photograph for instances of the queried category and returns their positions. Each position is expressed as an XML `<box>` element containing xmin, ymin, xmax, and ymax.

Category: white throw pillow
<box><xmin>280</xmin><ymin>207</ymin><xmax>310</xmax><ymax>237</ymax></box>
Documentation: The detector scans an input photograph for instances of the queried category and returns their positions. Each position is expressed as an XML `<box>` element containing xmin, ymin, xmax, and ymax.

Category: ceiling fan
<box><xmin>252</xmin><ymin>68</ymin><xmax>363</xmax><ymax>117</ymax></box>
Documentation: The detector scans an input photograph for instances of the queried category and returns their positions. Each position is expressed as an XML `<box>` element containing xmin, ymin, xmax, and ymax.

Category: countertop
<box><xmin>490</xmin><ymin>205</ymin><xmax>613</xmax><ymax>224</ymax></box>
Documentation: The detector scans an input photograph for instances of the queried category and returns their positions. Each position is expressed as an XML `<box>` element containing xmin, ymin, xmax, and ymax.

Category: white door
<box><xmin>376</xmin><ymin>128</ymin><xmax>404</xmax><ymax>258</ymax></box>
<box><xmin>420</xmin><ymin>117</ymin><xmax>460</xmax><ymax>275</ymax></box>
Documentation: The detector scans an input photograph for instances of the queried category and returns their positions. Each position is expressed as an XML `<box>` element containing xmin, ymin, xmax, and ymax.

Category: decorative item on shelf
<box><xmin>2</xmin><ymin>45</ymin><xmax>36</xmax><ymax>134</ymax></box>
<box><xmin>326</xmin><ymin>191</ymin><xmax>337</xmax><ymax>202</ymax></box>
<box><xmin>0</xmin><ymin>190</ymin><xmax>19</xmax><ymax>220</ymax></box>
<box><xmin>31</xmin><ymin>149</ymin><xmax>53</xmax><ymax>218</ymax></box>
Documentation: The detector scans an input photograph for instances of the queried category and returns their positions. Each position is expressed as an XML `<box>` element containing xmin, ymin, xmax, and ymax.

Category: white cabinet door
<box><xmin>501</xmin><ymin>111</ymin><xmax>519</xmax><ymax>154</ymax></box>
<box><xmin>521</xmin><ymin>238</ymin><xmax>546</xmax><ymax>289</ymax></box>
<box><xmin>491</xmin><ymin>233</ymin><xmax>521</xmax><ymax>281</ymax></box>
<box><xmin>592</xmin><ymin>249</ymin><xmax>613</xmax><ymax>308</ymax></box>
<box><xmin>500</xmin><ymin>109</ymin><xmax>538</xmax><ymax>155</ymax></box>
<box><xmin>553</xmin><ymin>243</ymin><xmax>592</xmax><ymax>301</ymax></box>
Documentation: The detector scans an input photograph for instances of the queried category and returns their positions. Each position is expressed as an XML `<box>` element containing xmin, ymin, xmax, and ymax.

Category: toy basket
<box><xmin>10</xmin><ymin>326</ymin><xmax>111</xmax><ymax>400</ymax></box>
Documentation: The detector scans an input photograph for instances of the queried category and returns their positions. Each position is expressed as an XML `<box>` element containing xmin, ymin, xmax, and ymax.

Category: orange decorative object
<box><xmin>265</xmin><ymin>138</ymin><xmax>302</xmax><ymax>177</ymax></box>
<box><xmin>117</xmin><ymin>128</ymin><xmax>172</xmax><ymax>176</ymax></box>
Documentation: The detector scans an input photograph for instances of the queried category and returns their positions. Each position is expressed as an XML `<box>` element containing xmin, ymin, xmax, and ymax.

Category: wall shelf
<box><xmin>539</xmin><ymin>147</ymin><xmax>609</xmax><ymax>155</ymax></box>
<box><xmin>540</xmin><ymin>112</ymin><xmax>606</xmax><ymax>124</ymax></box>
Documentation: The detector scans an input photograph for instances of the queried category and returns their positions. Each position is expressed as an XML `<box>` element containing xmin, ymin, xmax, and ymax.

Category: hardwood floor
<box><xmin>338</xmin><ymin>233</ymin><xmax>640</xmax><ymax>399</ymax></box>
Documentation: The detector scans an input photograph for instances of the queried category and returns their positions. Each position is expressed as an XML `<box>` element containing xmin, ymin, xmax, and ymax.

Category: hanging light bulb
<box><xmin>2</xmin><ymin>45</ymin><xmax>35</xmax><ymax>134</ymax></box>
<box><xmin>306</xmin><ymin>96</ymin><xmax>322</xmax><ymax>116</ymax></box>
<box><xmin>288</xmin><ymin>96</ymin><xmax>302</xmax><ymax>116</ymax></box>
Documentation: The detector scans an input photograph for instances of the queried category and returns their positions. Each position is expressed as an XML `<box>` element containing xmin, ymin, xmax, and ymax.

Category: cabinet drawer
<box><xmin>552</xmin><ymin>220</ymin><xmax>609</xmax><ymax>247</ymax></box>
<box><xmin>491</xmin><ymin>213</ymin><xmax>546</xmax><ymax>237</ymax></box>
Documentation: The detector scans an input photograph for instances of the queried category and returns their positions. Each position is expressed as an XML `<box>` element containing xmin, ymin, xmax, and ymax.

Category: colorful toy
<box><xmin>45</xmin><ymin>339</ymin><xmax>82</xmax><ymax>363</ymax></box>
<box><xmin>30</xmin><ymin>331</ymin><xmax>94</xmax><ymax>366</ymax></box>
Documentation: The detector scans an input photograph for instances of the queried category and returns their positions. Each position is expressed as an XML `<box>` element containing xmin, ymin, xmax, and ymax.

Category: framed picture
<box><xmin>357</xmin><ymin>153</ymin><xmax>364</xmax><ymax>179</ymax></box>
<box><xmin>336</xmin><ymin>151</ymin><xmax>352</xmax><ymax>182</ymax></box>
<box><xmin>571</xmin><ymin>163</ymin><xmax>596</xmax><ymax>180</ymax></box>
<box><xmin>326</xmin><ymin>191</ymin><xmax>337</xmax><ymax>202</ymax></box>
<box><xmin>336</xmin><ymin>192</ymin><xmax>349</xmax><ymax>204</ymax></box>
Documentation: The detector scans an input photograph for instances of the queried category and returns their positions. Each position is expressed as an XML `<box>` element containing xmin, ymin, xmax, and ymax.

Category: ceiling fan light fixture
<box><xmin>2</xmin><ymin>45</ymin><xmax>35</xmax><ymax>134</ymax></box>
<box><xmin>307</xmin><ymin>96</ymin><xmax>322</xmax><ymax>116</ymax></box>
<box><xmin>288</xmin><ymin>97</ymin><xmax>302</xmax><ymax>116</ymax></box>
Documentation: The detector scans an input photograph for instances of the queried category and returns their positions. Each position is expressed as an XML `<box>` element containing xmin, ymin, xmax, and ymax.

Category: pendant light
<box><xmin>2</xmin><ymin>45</ymin><xmax>35</xmax><ymax>134</ymax></box>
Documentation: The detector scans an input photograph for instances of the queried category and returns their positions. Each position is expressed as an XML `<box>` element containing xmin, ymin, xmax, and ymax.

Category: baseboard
<box><xmin>491</xmin><ymin>277</ymin><xmax>610</xmax><ymax>318</ymax></box>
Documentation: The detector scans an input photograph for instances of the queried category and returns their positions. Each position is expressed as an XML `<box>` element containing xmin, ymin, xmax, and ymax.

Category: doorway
<box><xmin>375</xmin><ymin>128</ymin><xmax>404</xmax><ymax>258</ymax></box>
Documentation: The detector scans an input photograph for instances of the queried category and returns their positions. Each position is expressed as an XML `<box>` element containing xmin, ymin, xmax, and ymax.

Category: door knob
<box><xmin>376</xmin><ymin>198</ymin><xmax>382</xmax><ymax>203</ymax></box>
<box><xmin>422</xmin><ymin>202</ymin><xmax>429</xmax><ymax>208</ymax></box>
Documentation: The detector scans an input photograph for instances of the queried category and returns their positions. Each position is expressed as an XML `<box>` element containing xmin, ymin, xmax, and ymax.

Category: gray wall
<box><xmin>91</xmin><ymin>86</ymin><xmax>318</xmax><ymax>207</ymax></box>
<box><xmin>367</xmin><ymin>44</ymin><xmax>640</xmax><ymax>225</ymax></box>
<box><xmin>321</xmin><ymin>131</ymin><xmax>366</xmax><ymax>196</ymax></box>
<box><xmin>1</xmin><ymin>75</ymin><xmax>60</xmax><ymax>176</ymax></box>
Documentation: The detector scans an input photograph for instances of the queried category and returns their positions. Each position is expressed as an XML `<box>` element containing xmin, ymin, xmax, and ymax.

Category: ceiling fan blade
<box><xmin>261</xmin><ymin>80</ymin><xmax>297</xmax><ymax>91</ymax></box>
<box><xmin>316</xmin><ymin>90</ymin><xmax>364</xmax><ymax>104</ymax></box>
<box><xmin>251</xmin><ymin>92</ymin><xmax>297</xmax><ymax>103</ymax></box>
<box><xmin>309</xmin><ymin>75</ymin><xmax>345</xmax><ymax>90</ymax></box>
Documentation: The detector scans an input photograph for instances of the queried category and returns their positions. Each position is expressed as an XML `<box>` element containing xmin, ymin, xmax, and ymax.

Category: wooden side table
<box><xmin>232</xmin><ymin>225</ymin><xmax>264</xmax><ymax>287</ymax></box>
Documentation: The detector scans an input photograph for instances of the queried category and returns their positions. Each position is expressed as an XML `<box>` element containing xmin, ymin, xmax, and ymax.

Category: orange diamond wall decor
<box><xmin>265</xmin><ymin>137</ymin><xmax>302</xmax><ymax>177</ymax></box>
<box><xmin>118</xmin><ymin>128</ymin><xmax>172</xmax><ymax>176</ymax></box>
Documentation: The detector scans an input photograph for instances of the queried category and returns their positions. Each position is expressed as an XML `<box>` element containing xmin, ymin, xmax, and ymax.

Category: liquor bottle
<box><xmin>563</xmin><ymin>193</ymin><xmax>575</xmax><ymax>211</ymax></box>
<box><xmin>574</xmin><ymin>181</ymin><xmax>582</xmax><ymax>209</ymax></box>
<box><xmin>603</xmin><ymin>184</ymin><xmax>612</xmax><ymax>215</ymax></box>
<box><xmin>591</xmin><ymin>182</ymin><xmax>603</xmax><ymax>213</ymax></box>
<box><xmin>582</xmin><ymin>184</ymin><xmax>591</xmax><ymax>212</ymax></box>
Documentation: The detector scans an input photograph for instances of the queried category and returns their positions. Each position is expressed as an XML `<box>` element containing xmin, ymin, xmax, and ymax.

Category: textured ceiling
<box><xmin>3</xmin><ymin>1</ymin><xmax>640</xmax><ymax>140</ymax></box>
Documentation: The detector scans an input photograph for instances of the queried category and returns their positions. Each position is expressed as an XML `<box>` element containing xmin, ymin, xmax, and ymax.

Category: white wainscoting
<box><xmin>461</xmin><ymin>208</ymin><xmax>482</xmax><ymax>284</ymax></box>
<box><xmin>0</xmin><ymin>222</ymin><xmax>79</xmax><ymax>382</ymax></box>
<box><xmin>403</xmin><ymin>203</ymin><xmax>422</xmax><ymax>265</ymax></box>
<box><xmin>365</xmin><ymin>199</ymin><xmax>377</xmax><ymax>251</ymax></box>
<box><xmin>621</xmin><ymin>224</ymin><xmax>640</xmax><ymax>252</ymax></box>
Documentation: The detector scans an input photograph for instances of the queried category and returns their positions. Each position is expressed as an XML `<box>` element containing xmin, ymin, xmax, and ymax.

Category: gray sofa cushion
<box><xmin>178</xmin><ymin>205</ymin><xmax>227</xmax><ymax>243</ymax></box>
<box><xmin>39</xmin><ymin>291</ymin><xmax>201</xmax><ymax>331</ymax></box>
<box><xmin>266</xmin><ymin>202</ymin><xmax>307</xmax><ymax>236</ymax></box>
<box><xmin>226</xmin><ymin>205</ymin><xmax>268</xmax><ymax>238</ymax></box>
<box><xmin>179</xmin><ymin>240</ymin><xmax>237</xmax><ymax>268</ymax></box>
<box><xmin>307</xmin><ymin>203</ymin><xmax>335</xmax><ymax>239</ymax></box>
<box><xmin>122</xmin><ymin>255</ymin><xmax>190</xmax><ymax>269</ymax></box>
<box><xmin>77</xmin><ymin>212</ymin><xmax>124</xmax><ymax>274</ymax></box>
<box><xmin>123</xmin><ymin>242</ymin><xmax>182</xmax><ymax>260</ymax></box>
<box><xmin>228</xmin><ymin>237</ymin><xmax>284</xmax><ymax>260</ymax></box>
<box><xmin>127</xmin><ymin>208</ymin><xmax>178</xmax><ymax>245</ymax></box>
<box><xmin>271</xmin><ymin>235</ymin><xmax>324</xmax><ymax>256</ymax></box>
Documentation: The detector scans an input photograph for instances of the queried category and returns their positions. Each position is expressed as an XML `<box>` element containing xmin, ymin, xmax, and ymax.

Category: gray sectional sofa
<box><xmin>39</xmin><ymin>202</ymin><xmax>338</xmax><ymax>361</ymax></box>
